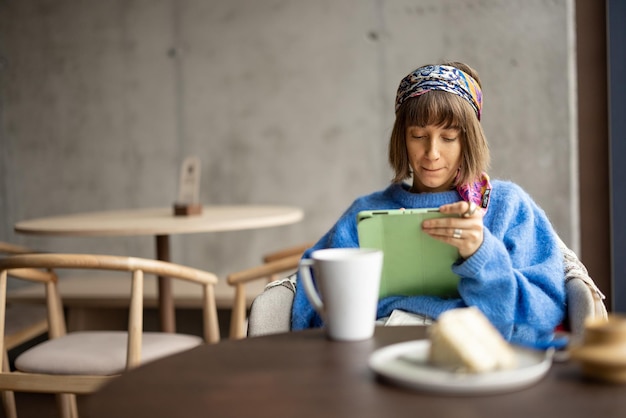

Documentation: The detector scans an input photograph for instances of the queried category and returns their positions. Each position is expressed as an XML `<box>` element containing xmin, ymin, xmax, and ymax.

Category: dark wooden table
<box><xmin>83</xmin><ymin>326</ymin><xmax>625</xmax><ymax>418</ymax></box>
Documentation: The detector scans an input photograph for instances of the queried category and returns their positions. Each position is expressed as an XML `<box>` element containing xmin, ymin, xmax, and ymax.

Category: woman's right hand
<box><xmin>421</xmin><ymin>201</ymin><xmax>484</xmax><ymax>259</ymax></box>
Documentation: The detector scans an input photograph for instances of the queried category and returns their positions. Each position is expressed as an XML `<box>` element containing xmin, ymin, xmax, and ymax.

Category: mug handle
<box><xmin>299</xmin><ymin>258</ymin><xmax>325</xmax><ymax>316</ymax></box>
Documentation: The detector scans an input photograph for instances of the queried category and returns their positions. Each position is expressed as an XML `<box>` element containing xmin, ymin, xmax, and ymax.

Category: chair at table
<box><xmin>243</xmin><ymin>239</ymin><xmax>608</xmax><ymax>342</ymax></box>
<box><xmin>0</xmin><ymin>253</ymin><xmax>220</xmax><ymax>418</ymax></box>
<box><xmin>226</xmin><ymin>242</ymin><xmax>312</xmax><ymax>339</ymax></box>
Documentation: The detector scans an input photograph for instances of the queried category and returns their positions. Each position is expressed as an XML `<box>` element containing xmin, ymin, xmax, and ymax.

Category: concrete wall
<box><xmin>0</xmin><ymin>0</ymin><xmax>576</xmax><ymax>282</ymax></box>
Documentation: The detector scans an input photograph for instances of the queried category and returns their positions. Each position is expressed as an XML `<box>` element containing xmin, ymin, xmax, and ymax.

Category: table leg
<box><xmin>156</xmin><ymin>235</ymin><xmax>176</xmax><ymax>333</ymax></box>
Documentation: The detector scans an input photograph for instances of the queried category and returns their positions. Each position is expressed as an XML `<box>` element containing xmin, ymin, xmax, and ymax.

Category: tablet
<box><xmin>357</xmin><ymin>208</ymin><xmax>460</xmax><ymax>299</ymax></box>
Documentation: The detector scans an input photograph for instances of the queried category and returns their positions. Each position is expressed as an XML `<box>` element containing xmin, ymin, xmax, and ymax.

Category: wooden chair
<box><xmin>227</xmin><ymin>242</ymin><xmax>313</xmax><ymax>339</ymax></box>
<box><xmin>0</xmin><ymin>253</ymin><xmax>220</xmax><ymax>418</ymax></box>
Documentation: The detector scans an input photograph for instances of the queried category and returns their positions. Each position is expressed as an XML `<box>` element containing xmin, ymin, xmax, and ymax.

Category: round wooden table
<box><xmin>14</xmin><ymin>205</ymin><xmax>304</xmax><ymax>332</ymax></box>
<box><xmin>83</xmin><ymin>326</ymin><xmax>624</xmax><ymax>418</ymax></box>
<box><xmin>14</xmin><ymin>205</ymin><xmax>304</xmax><ymax>237</ymax></box>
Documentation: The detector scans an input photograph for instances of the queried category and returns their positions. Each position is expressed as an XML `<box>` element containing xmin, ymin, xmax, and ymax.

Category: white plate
<box><xmin>369</xmin><ymin>340</ymin><xmax>553</xmax><ymax>395</ymax></box>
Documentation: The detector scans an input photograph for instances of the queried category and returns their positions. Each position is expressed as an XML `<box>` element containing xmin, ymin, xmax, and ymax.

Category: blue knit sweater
<box><xmin>291</xmin><ymin>181</ymin><xmax>566</xmax><ymax>346</ymax></box>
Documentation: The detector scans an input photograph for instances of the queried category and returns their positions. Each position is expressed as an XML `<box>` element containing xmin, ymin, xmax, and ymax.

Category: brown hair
<box><xmin>388</xmin><ymin>61</ymin><xmax>490</xmax><ymax>185</ymax></box>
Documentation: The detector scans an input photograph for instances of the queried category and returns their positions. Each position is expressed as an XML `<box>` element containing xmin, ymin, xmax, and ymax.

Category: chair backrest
<box><xmin>0</xmin><ymin>253</ymin><xmax>221</xmax><ymax>365</ymax></box>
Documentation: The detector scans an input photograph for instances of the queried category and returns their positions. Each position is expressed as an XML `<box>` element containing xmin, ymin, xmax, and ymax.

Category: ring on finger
<box><xmin>463</xmin><ymin>201</ymin><xmax>478</xmax><ymax>218</ymax></box>
<box><xmin>452</xmin><ymin>228</ymin><xmax>462</xmax><ymax>239</ymax></box>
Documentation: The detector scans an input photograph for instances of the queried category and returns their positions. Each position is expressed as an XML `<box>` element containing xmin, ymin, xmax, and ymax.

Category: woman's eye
<box><xmin>443</xmin><ymin>137</ymin><xmax>457</xmax><ymax>142</ymax></box>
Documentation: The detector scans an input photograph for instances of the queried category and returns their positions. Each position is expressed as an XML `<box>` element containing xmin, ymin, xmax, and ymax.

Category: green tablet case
<box><xmin>357</xmin><ymin>208</ymin><xmax>460</xmax><ymax>298</ymax></box>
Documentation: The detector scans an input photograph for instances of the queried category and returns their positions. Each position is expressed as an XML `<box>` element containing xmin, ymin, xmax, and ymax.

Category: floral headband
<box><xmin>395</xmin><ymin>65</ymin><xmax>483</xmax><ymax>120</ymax></box>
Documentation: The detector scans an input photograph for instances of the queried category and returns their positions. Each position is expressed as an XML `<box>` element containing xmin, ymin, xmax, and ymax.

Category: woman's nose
<box><xmin>425</xmin><ymin>141</ymin><xmax>440</xmax><ymax>159</ymax></box>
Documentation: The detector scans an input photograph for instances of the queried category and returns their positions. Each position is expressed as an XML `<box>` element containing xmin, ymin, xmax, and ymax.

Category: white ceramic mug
<box><xmin>299</xmin><ymin>248</ymin><xmax>383</xmax><ymax>341</ymax></box>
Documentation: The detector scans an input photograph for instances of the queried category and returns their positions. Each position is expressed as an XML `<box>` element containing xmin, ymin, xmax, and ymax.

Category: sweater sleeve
<box><xmin>452</xmin><ymin>190</ymin><xmax>566</xmax><ymax>345</ymax></box>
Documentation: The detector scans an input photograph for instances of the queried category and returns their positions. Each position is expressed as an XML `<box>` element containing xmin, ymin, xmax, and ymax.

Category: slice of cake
<box><xmin>428</xmin><ymin>307</ymin><xmax>517</xmax><ymax>373</ymax></box>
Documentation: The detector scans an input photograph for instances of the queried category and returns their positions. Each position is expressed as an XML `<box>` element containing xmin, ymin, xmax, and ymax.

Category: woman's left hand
<box><xmin>421</xmin><ymin>201</ymin><xmax>484</xmax><ymax>259</ymax></box>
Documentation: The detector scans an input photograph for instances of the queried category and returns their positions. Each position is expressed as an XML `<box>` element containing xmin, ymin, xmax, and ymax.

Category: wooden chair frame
<box><xmin>0</xmin><ymin>253</ymin><xmax>220</xmax><ymax>418</ymax></box>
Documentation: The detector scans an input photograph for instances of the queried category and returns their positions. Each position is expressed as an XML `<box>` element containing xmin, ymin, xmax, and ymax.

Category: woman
<box><xmin>291</xmin><ymin>62</ymin><xmax>565</xmax><ymax>346</ymax></box>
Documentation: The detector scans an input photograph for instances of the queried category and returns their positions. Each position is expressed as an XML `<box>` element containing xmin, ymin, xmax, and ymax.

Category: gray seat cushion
<box><xmin>247</xmin><ymin>276</ymin><xmax>295</xmax><ymax>337</ymax></box>
<box><xmin>15</xmin><ymin>331</ymin><xmax>203</xmax><ymax>375</ymax></box>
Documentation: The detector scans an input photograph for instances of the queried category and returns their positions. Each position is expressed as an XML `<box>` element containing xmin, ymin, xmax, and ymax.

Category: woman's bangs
<box><xmin>404</xmin><ymin>91</ymin><xmax>466</xmax><ymax>129</ymax></box>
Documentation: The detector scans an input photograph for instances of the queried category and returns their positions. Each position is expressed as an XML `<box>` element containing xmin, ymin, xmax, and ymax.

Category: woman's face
<box><xmin>405</xmin><ymin>124</ymin><xmax>462</xmax><ymax>193</ymax></box>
